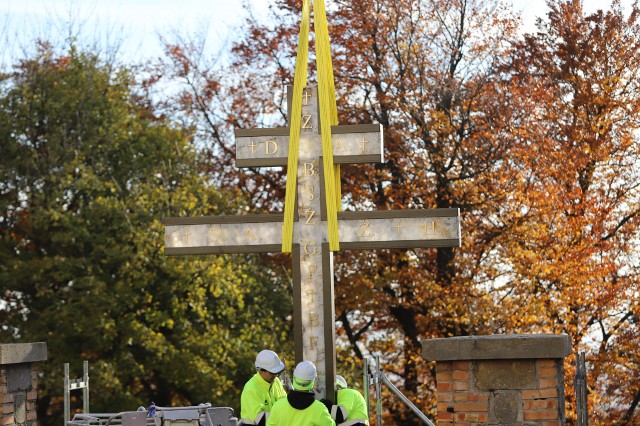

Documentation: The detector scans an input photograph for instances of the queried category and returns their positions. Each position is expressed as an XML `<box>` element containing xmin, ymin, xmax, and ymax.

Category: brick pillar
<box><xmin>0</xmin><ymin>343</ymin><xmax>48</xmax><ymax>426</ymax></box>
<box><xmin>422</xmin><ymin>334</ymin><xmax>571</xmax><ymax>426</ymax></box>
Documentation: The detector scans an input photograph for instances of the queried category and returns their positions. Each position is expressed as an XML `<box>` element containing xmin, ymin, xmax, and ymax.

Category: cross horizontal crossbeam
<box><xmin>164</xmin><ymin>209</ymin><xmax>460</xmax><ymax>255</ymax></box>
<box><xmin>163</xmin><ymin>86</ymin><xmax>461</xmax><ymax>400</ymax></box>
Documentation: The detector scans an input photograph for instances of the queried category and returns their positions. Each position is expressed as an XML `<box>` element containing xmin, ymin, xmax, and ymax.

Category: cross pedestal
<box><xmin>164</xmin><ymin>86</ymin><xmax>461</xmax><ymax>400</ymax></box>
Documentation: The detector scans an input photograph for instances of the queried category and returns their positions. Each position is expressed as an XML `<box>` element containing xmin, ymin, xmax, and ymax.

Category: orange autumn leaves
<box><xmin>160</xmin><ymin>0</ymin><xmax>640</xmax><ymax>424</ymax></box>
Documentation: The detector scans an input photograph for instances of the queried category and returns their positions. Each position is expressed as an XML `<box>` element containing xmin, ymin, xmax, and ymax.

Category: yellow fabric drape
<box><xmin>282</xmin><ymin>0</ymin><xmax>310</xmax><ymax>253</ymax></box>
<box><xmin>281</xmin><ymin>0</ymin><xmax>341</xmax><ymax>253</ymax></box>
<box><xmin>314</xmin><ymin>0</ymin><xmax>341</xmax><ymax>252</ymax></box>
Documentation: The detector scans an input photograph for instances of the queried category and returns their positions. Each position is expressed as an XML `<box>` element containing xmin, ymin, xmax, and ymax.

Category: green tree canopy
<box><xmin>0</xmin><ymin>43</ymin><xmax>293</xmax><ymax>425</ymax></box>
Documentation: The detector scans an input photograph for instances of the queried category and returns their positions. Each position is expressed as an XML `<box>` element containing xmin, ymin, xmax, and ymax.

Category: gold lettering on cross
<box><xmin>266</xmin><ymin>140</ymin><xmax>278</xmax><ymax>155</ymax></box>
<box><xmin>305</xmin><ymin>288</ymin><xmax>318</xmax><ymax>303</ymax></box>
<box><xmin>244</xmin><ymin>226</ymin><xmax>258</xmax><ymax>241</ymax></box>
<box><xmin>335</xmin><ymin>138</ymin><xmax>346</xmax><ymax>152</ymax></box>
<box><xmin>358</xmin><ymin>221</ymin><xmax>375</xmax><ymax>238</ymax></box>
<box><xmin>304</xmin><ymin>241</ymin><xmax>319</xmax><ymax>255</ymax></box>
<box><xmin>208</xmin><ymin>225</ymin><xmax>223</xmax><ymax>244</ymax></box>
<box><xmin>303</xmin><ymin>185</ymin><xmax>315</xmax><ymax>201</ymax></box>
<box><xmin>303</xmin><ymin>162</ymin><xmax>317</xmax><ymax>177</ymax></box>
<box><xmin>302</xmin><ymin>209</ymin><xmax>318</xmax><ymax>225</ymax></box>
<box><xmin>170</xmin><ymin>231</ymin><xmax>182</xmax><ymax>245</ymax></box>
<box><xmin>302</xmin><ymin>90</ymin><xmax>312</xmax><ymax>105</ymax></box>
<box><xmin>309</xmin><ymin>312</ymin><xmax>320</xmax><ymax>327</ymax></box>
<box><xmin>302</xmin><ymin>115</ymin><xmax>313</xmax><ymax>129</ymax></box>
<box><xmin>248</xmin><ymin>141</ymin><xmax>258</xmax><ymax>154</ymax></box>
<box><xmin>359</xmin><ymin>137</ymin><xmax>369</xmax><ymax>153</ymax></box>
<box><xmin>393</xmin><ymin>222</ymin><xmax>404</xmax><ymax>236</ymax></box>
<box><xmin>307</xmin><ymin>264</ymin><xmax>318</xmax><ymax>279</ymax></box>
<box><xmin>422</xmin><ymin>220</ymin><xmax>436</xmax><ymax>236</ymax></box>
<box><xmin>309</xmin><ymin>336</ymin><xmax>318</xmax><ymax>350</ymax></box>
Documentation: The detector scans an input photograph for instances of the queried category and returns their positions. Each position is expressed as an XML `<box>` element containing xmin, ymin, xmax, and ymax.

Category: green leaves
<box><xmin>0</xmin><ymin>44</ymin><xmax>292</xmax><ymax>424</ymax></box>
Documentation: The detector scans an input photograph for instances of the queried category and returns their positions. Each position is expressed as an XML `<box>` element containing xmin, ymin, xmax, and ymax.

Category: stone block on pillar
<box><xmin>422</xmin><ymin>334</ymin><xmax>571</xmax><ymax>426</ymax></box>
<box><xmin>0</xmin><ymin>343</ymin><xmax>48</xmax><ymax>426</ymax></box>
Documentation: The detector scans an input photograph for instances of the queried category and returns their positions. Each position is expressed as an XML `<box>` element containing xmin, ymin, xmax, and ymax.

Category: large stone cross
<box><xmin>164</xmin><ymin>86</ymin><xmax>460</xmax><ymax>400</ymax></box>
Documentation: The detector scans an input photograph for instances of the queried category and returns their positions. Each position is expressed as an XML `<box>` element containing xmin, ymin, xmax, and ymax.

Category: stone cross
<box><xmin>164</xmin><ymin>86</ymin><xmax>461</xmax><ymax>400</ymax></box>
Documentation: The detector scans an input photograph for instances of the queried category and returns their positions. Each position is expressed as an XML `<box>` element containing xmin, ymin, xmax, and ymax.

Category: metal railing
<box><xmin>574</xmin><ymin>352</ymin><xmax>588</xmax><ymax>426</ymax></box>
<box><xmin>66</xmin><ymin>403</ymin><xmax>239</xmax><ymax>426</ymax></box>
<box><xmin>64</xmin><ymin>361</ymin><xmax>90</xmax><ymax>425</ymax></box>
<box><xmin>365</xmin><ymin>356</ymin><xmax>436</xmax><ymax>426</ymax></box>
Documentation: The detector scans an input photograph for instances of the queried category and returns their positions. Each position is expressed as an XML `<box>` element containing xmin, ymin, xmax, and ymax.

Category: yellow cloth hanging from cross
<box><xmin>281</xmin><ymin>0</ymin><xmax>341</xmax><ymax>253</ymax></box>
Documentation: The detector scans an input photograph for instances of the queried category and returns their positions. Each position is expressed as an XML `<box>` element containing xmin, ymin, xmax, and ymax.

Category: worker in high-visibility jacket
<box><xmin>240</xmin><ymin>350</ymin><xmax>288</xmax><ymax>426</ymax></box>
<box><xmin>266</xmin><ymin>361</ymin><xmax>336</xmax><ymax>426</ymax></box>
<box><xmin>335</xmin><ymin>375</ymin><xmax>369</xmax><ymax>426</ymax></box>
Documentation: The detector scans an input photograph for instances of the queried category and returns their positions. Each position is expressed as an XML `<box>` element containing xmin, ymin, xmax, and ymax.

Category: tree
<box><xmin>144</xmin><ymin>0</ymin><xmax>640</xmax><ymax>423</ymax></box>
<box><xmin>505</xmin><ymin>1</ymin><xmax>640</xmax><ymax>423</ymax></box>
<box><xmin>169</xmin><ymin>0</ymin><xmax>522</xmax><ymax>424</ymax></box>
<box><xmin>321</xmin><ymin>1</ymin><xmax>523</xmax><ymax>422</ymax></box>
<box><xmin>0</xmin><ymin>42</ymin><xmax>293</xmax><ymax>425</ymax></box>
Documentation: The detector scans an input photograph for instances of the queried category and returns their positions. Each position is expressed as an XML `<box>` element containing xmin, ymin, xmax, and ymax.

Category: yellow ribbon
<box><xmin>282</xmin><ymin>0</ymin><xmax>310</xmax><ymax>253</ymax></box>
<box><xmin>314</xmin><ymin>0</ymin><xmax>341</xmax><ymax>252</ymax></box>
<box><xmin>281</xmin><ymin>0</ymin><xmax>341</xmax><ymax>253</ymax></box>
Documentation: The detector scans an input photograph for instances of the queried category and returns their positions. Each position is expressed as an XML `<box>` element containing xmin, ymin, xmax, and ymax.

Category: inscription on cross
<box><xmin>164</xmin><ymin>86</ymin><xmax>461</xmax><ymax>400</ymax></box>
<box><xmin>234</xmin><ymin>88</ymin><xmax>383</xmax><ymax>168</ymax></box>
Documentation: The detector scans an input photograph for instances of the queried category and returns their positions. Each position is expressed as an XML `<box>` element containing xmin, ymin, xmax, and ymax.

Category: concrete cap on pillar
<box><xmin>0</xmin><ymin>343</ymin><xmax>48</xmax><ymax>365</ymax></box>
<box><xmin>422</xmin><ymin>334</ymin><xmax>571</xmax><ymax>361</ymax></box>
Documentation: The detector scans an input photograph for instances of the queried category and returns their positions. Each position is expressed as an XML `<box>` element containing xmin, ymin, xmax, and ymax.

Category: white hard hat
<box><xmin>292</xmin><ymin>361</ymin><xmax>317</xmax><ymax>391</ymax></box>
<box><xmin>255</xmin><ymin>350</ymin><xmax>285</xmax><ymax>374</ymax></box>
<box><xmin>336</xmin><ymin>375</ymin><xmax>348</xmax><ymax>389</ymax></box>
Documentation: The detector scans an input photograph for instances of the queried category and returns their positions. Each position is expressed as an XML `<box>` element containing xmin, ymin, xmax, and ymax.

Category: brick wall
<box><xmin>423</xmin><ymin>334</ymin><xmax>571</xmax><ymax>426</ymax></box>
<box><xmin>436</xmin><ymin>361</ymin><xmax>486</xmax><ymax>424</ymax></box>
<box><xmin>434</xmin><ymin>359</ymin><xmax>565</xmax><ymax>425</ymax></box>
<box><xmin>0</xmin><ymin>343</ymin><xmax>47</xmax><ymax>426</ymax></box>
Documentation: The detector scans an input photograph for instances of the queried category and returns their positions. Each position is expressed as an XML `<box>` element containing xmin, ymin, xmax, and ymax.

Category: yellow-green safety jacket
<box><xmin>337</xmin><ymin>388</ymin><xmax>369</xmax><ymax>425</ymax></box>
<box><xmin>266</xmin><ymin>390</ymin><xmax>335</xmax><ymax>426</ymax></box>
<box><xmin>240</xmin><ymin>373</ymin><xmax>287</xmax><ymax>421</ymax></box>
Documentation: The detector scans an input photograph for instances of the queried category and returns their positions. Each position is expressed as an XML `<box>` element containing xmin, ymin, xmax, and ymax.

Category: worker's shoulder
<box><xmin>270</xmin><ymin>396</ymin><xmax>290</xmax><ymax>410</ymax></box>
<box><xmin>241</xmin><ymin>373</ymin><xmax>260</xmax><ymax>392</ymax></box>
<box><xmin>310</xmin><ymin>399</ymin><xmax>332</xmax><ymax>413</ymax></box>
<box><xmin>340</xmin><ymin>388</ymin><xmax>364</xmax><ymax>397</ymax></box>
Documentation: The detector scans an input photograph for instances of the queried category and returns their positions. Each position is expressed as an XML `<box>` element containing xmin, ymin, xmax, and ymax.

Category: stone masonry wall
<box><xmin>0</xmin><ymin>366</ymin><xmax>40</xmax><ymax>426</ymax></box>
<box><xmin>434</xmin><ymin>358</ymin><xmax>564</xmax><ymax>425</ymax></box>
<box><xmin>0</xmin><ymin>343</ymin><xmax>48</xmax><ymax>426</ymax></box>
<box><xmin>423</xmin><ymin>334</ymin><xmax>571</xmax><ymax>426</ymax></box>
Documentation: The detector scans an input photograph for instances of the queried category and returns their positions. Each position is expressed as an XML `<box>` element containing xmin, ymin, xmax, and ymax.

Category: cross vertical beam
<box><xmin>164</xmin><ymin>85</ymin><xmax>461</xmax><ymax>401</ymax></box>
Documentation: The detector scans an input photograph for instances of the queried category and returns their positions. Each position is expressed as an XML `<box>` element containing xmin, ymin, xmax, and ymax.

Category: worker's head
<box><xmin>292</xmin><ymin>361</ymin><xmax>317</xmax><ymax>391</ymax></box>
<box><xmin>255</xmin><ymin>350</ymin><xmax>285</xmax><ymax>383</ymax></box>
<box><xmin>336</xmin><ymin>375</ymin><xmax>348</xmax><ymax>390</ymax></box>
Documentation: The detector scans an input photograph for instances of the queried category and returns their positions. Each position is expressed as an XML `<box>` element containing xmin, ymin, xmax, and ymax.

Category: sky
<box><xmin>0</xmin><ymin>0</ymin><xmax>633</xmax><ymax>64</ymax></box>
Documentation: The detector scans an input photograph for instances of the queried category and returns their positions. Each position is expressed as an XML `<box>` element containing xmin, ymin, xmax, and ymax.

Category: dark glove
<box><xmin>320</xmin><ymin>398</ymin><xmax>334</xmax><ymax>412</ymax></box>
<box><xmin>329</xmin><ymin>405</ymin><xmax>348</xmax><ymax>423</ymax></box>
<box><xmin>254</xmin><ymin>411</ymin><xmax>269</xmax><ymax>426</ymax></box>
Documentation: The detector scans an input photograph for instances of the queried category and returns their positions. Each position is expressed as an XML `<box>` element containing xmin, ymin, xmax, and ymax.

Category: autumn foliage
<box><xmin>159</xmin><ymin>0</ymin><xmax>640</xmax><ymax>424</ymax></box>
<box><xmin>2</xmin><ymin>0</ymin><xmax>639</xmax><ymax>425</ymax></box>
